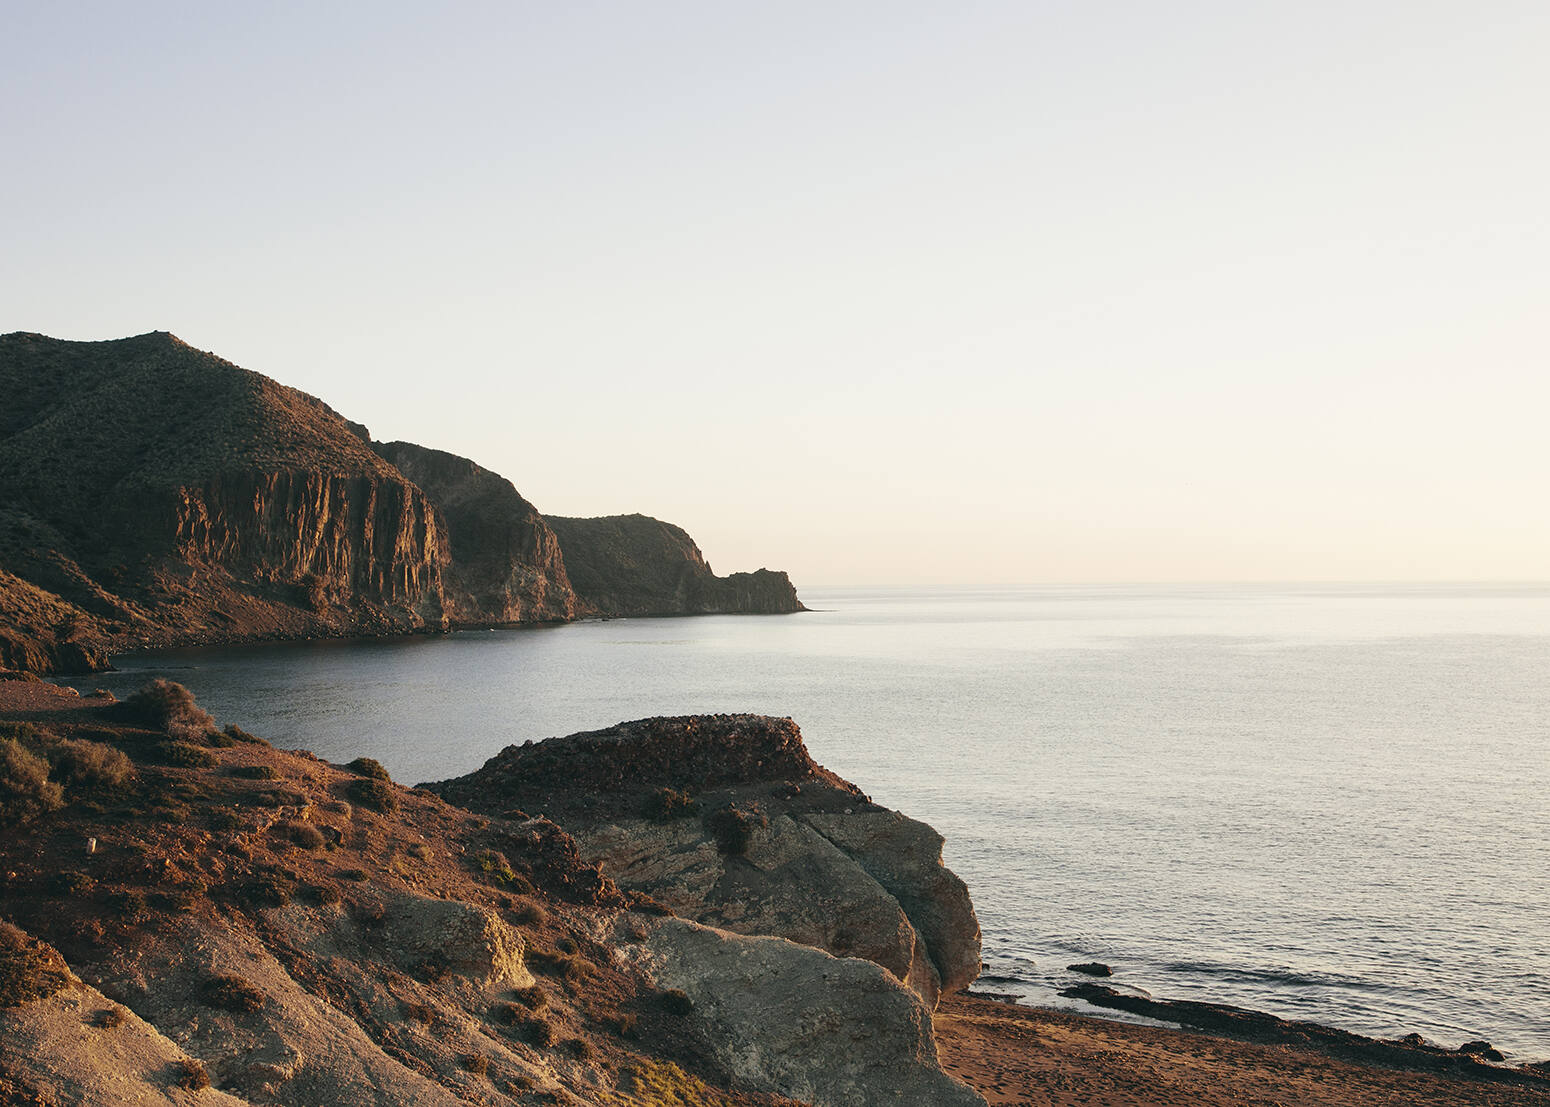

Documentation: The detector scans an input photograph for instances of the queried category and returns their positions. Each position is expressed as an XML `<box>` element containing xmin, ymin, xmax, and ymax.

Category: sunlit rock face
<box><xmin>427</xmin><ymin>714</ymin><xmax>981</xmax><ymax>1009</ymax></box>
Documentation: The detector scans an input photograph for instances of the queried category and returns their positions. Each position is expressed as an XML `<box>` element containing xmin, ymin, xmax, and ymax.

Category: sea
<box><xmin>72</xmin><ymin>584</ymin><xmax>1550</xmax><ymax>1062</ymax></box>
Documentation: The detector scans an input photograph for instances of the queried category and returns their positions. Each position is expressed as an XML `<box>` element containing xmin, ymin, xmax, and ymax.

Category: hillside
<box><xmin>0</xmin><ymin>680</ymin><xmax>984</xmax><ymax>1106</ymax></box>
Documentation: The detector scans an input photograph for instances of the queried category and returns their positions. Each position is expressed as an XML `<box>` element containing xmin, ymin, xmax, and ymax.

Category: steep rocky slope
<box><xmin>372</xmin><ymin>441</ymin><xmax>577</xmax><ymax>624</ymax></box>
<box><xmin>547</xmin><ymin>514</ymin><xmax>804</xmax><ymax>617</ymax></box>
<box><xmin>0</xmin><ymin>332</ymin><xmax>804</xmax><ymax>673</ymax></box>
<box><xmin>0</xmin><ymin>681</ymin><xmax>984</xmax><ymax>1106</ymax></box>
<box><xmin>426</xmin><ymin>715</ymin><xmax>981</xmax><ymax>1009</ymax></box>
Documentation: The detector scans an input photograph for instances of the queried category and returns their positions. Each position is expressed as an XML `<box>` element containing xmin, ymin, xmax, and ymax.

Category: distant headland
<box><xmin>0</xmin><ymin>331</ymin><xmax>804</xmax><ymax>674</ymax></box>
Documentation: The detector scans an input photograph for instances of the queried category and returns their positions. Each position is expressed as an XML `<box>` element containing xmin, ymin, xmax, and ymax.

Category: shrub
<box><xmin>158</xmin><ymin>741</ymin><xmax>214</xmax><ymax>769</ymax></box>
<box><xmin>275</xmin><ymin>820</ymin><xmax>325</xmax><ymax>850</ymax></box>
<box><xmin>401</xmin><ymin>1000</ymin><xmax>433</xmax><ymax>1024</ymax></box>
<box><xmin>201</xmin><ymin>974</ymin><xmax>265</xmax><ymax>1013</ymax></box>
<box><xmin>461</xmin><ymin>1053</ymin><xmax>489</xmax><ymax>1075</ymax></box>
<box><xmin>0</xmin><ymin>740</ymin><xmax>63</xmax><ymax>827</ymax></box>
<box><xmin>241</xmin><ymin>871</ymin><xmax>296</xmax><ymax>908</ymax></box>
<box><xmin>207</xmin><ymin>810</ymin><xmax>243</xmax><ymax>831</ymax></box>
<box><xmin>641</xmin><ymin>787</ymin><xmax>699</xmax><ymax>822</ymax></box>
<box><xmin>612</xmin><ymin>1012</ymin><xmax>639</xmax><ymax>1038</ymax></box>
<box><xmin>472</xmin><ymin>849</ymin><xmax>516</xmax><ymax>886</ymax></box>
<box><xmin>107</xmin><ymin>889</ymin><xmax>148</xmax><ymax>923</ymax></box>
<box><xmin>555</xmin><ymin>936</ymin><xmax>578</xmax><ymax>955</ymax></box>
<box><xmin>510</xmin><ymin>899</ymin><xmax>547</xmax><ymax>927</ymax></box>
<box><xmin>204</xmin><ymin>729</ymin><xmax>236</xmax><ymax>748</ymax></box>
<box><xmin>658</xmin><ymin>988</ymin><xmax>694</xmax><ymax>1016</ymax></box>
<box><xmin>305</xmin><ymin>884</ymin><xmax>342</xmax><ymax>905</ymax></box>
<box><xmin>703</xmin><ymin>804</ymin><xmax>767</xmax><ymax>856</ymax></box>
<box><xmin>512</xmin><ymin>984</ymin><xmax>547</xmax><ymax>1010</ymax></box>
<box><xmin>230</xmin><ymin>764</ymin><xmax>279</xmax><ymax>780</ymax></box>
<box><xmin>46</xmin><ymin>738</ymin><xmax>133</xmax><ymax>795</ymax></box>
<box><xmin>50</xmin><ymin>871</ymin><xmax>95</xmax><ymax>896</ymax></box>
<box><xmin>0</xmin><ymin>923</ymin><xmax>72</xmax><ymax>1007</ymax></box>
<box><xmin>92</xmin><ymin>1006</ymin><xmax>127</xmax><ymax>1029</ymax></box>
<box><xmin>120</xmin><ymin>680</ymin><xmax>215</xmax><ymax>741</ymax></box>
<box><xmin>339</xmin><ymin>868</ymin><xmax>369</xmax><ymax>882</ymax></box>
<box><xmin>518</xmin><ymin>1013</ymin><xmax>556</xmax><ymax>1047</ymax></box>
<box><xmin>171</xmin><ymin>1059</ymin><xmax>210</xmax><ymax>1091</ymax></box>
<box><xmin>347</xmin><ymin>757</ymin><xmax>391</xmax><ymax>781</ymax></box>
<box><xmin>347</xmin><ymin>776</ymin><xmax>396</xmax><ymax>813</ymax></box>
<box><xmin>562</xmin><ymin>1037</ymin><xmax>594</xmax><ymax>1060</ymax></box>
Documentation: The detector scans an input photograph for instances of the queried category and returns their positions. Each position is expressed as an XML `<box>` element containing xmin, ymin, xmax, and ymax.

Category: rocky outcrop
<box><xmin>547</xmin><ymin>514</ymin><xmax>805</xmax><ymax>616</ymax></box>
<box><xmin>427</xmin><ymin>715</ymin><xmax>981</xmax><ymax>1008</ymax></box>
<box><xmin>371</xmin><ymin>441</ymin><xmax>577</xmax><ymax>623</ymax></box>
<box><xmin>620</xmin><ymin>917</ymin><xmax>987</xmax><ymax>1107</ymax></box>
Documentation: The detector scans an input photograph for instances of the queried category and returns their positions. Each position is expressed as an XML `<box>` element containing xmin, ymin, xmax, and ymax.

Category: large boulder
<box><xmin>620</xmin><ymin>917</ymin><xmax>987</xmax><ymax>1107</ymax></box>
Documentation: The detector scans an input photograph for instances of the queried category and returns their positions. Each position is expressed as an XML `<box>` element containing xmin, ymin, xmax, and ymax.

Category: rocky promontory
<box><xmin>547</xmin><ymin>514</ymin><xmax>805</xmax><ymax>617</ymax></box>
<box><xmin>0</xmin><ymin>332</ymin><xmax>804</xmax><ymax>673</ymax></box>
<box><xmin>426</xmin><ymin>715</ymin><xmax>981</xmax><ymax>1009</ymax></box>
<box><xmin>0</xmin><ymin>681</ymin><xmax>985</xmax><ymax>1106</ymax></box>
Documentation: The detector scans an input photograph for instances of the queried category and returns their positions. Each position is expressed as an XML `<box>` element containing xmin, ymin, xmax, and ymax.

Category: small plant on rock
<box><xmin>641</xmin><ymin>786</ymin><xmax>699</xmax><ymax>822</ymax></box>
<box><xmin>346</xmin><ymin>756</ymin><xmax>391</xmax><ymax>781</ymax></box>
<box><xmin>703</xmin><ymin>803</ymin><xmax>767</xmax><ymax>856</ymax></box>
<box><xmin>201</xmin><ymin>974</ymin><xmax>266</xmax><ymax>1013</ymax></box>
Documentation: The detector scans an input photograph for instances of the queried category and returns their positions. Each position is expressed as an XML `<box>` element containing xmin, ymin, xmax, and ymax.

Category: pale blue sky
<box><xmin>5</xmin><ymin>2</ymin><xmax>1547</xmax><ymax>584</ymax></box>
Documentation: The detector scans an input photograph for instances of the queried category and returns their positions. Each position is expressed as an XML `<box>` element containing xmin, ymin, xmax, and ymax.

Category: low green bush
<box><xmin>120</xmin><ymin>680</ymin><xmax>215</xmax><ymax>741</ymax></box>
<box><xmin>159</xmin><ymin>742</ymin><xmax>214</xmax><ymax>769</ymax></box>
<box><xmin>46</xmin><ymin>738</ymin><xmax>133</xmax><ymax>795</ymax></box>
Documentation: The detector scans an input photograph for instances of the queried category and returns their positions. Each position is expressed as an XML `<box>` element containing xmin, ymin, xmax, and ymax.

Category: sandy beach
<box><xmin>936</xmin><ymin>993</ymin><xmax>1550</xmax><ymax>1107</ymax></box>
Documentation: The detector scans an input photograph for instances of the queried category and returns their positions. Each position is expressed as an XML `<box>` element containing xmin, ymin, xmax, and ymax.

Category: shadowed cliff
<box><xmin>548</xmin><ymin>514</ymin><xmax>805</xmax><ymax>617</ymax></box>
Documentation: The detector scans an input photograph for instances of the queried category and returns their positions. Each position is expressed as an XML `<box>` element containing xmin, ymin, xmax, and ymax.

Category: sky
<box><xmin>4</xmin><ymin>2</ymin><xmax>1547</xmax><ymax>586</ymax></box>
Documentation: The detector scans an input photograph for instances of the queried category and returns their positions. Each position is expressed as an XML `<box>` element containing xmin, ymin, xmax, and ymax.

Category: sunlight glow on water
<box><xmin>81</xmin><ymin>583</ymin><xmax>1550</xmax><ymax>1060</ymax></box>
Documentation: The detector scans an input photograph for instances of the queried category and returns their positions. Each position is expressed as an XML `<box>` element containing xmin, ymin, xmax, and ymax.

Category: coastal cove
<box><xmin>74</xmin><ymin>583</ymin><xmax>1550</xmax><ymax>1062</ymax></box>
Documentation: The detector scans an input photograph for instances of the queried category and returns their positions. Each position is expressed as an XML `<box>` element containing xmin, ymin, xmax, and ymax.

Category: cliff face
<box><xmin>547</xmin><ymin>514</ymin><xmax>805</xmax><ymax>617</ymax></box>
<box><xmin>0</xmin><ymin>331</ymin><xmax>804</xmax><ymax>672</ymax></box>
<box><xmin>371</xmin><ymin>441</ymin><xmax>577</xmax><ymax>623</ymax></box>
<box><xmin>427</xmin><ymin>715</ymin><xmax>982</xmax><ymax>1009</ymax></box>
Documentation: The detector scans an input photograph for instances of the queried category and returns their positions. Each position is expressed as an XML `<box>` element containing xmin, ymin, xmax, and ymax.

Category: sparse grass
<box><xmin>347</xmin><ymin>776</ymin><xmax>397</xmax><ymax>813</ymax></box>
<box><xmin>620</xmin><ymin>1058</ymin><xmax>720</xmax><ymax>1106</ymax></box>
<box><xmin>202</xmin><ymin>974</ymin><xmax>265</xmax><ymax>1013</ymax></box>
<box><xmin>0</xmin><ymin>923</ymin><xmax>71</xmax><ymax>1007</ymax></box>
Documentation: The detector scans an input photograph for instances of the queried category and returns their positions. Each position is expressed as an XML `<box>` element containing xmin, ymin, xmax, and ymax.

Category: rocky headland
<box><xmin>0</xmin><ymin>680</ymin><xmax>984</xmax><ymax>1106</ymax></box>
<box><xmin>0</xmin><ymin>331</ymin><xmax>803</xmax><ymax>676</ymax></box>
<box><xmin>426</xmin><ymin>715</ymin><xmax>978</xmax><ymax>1011</ymax></box>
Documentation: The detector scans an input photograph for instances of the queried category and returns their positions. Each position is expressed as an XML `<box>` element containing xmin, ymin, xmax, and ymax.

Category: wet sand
<box><xmin>936</xmin><ymin>993</ymin><xmax>1550</xmax><ymax>1107</ymax></box>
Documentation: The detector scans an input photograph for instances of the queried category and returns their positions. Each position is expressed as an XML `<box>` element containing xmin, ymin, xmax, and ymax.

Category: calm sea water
<box><xmin>77</xmin><ymin>584</ymin><xmax>1550</xmax><ymax>1060</ymax></box>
